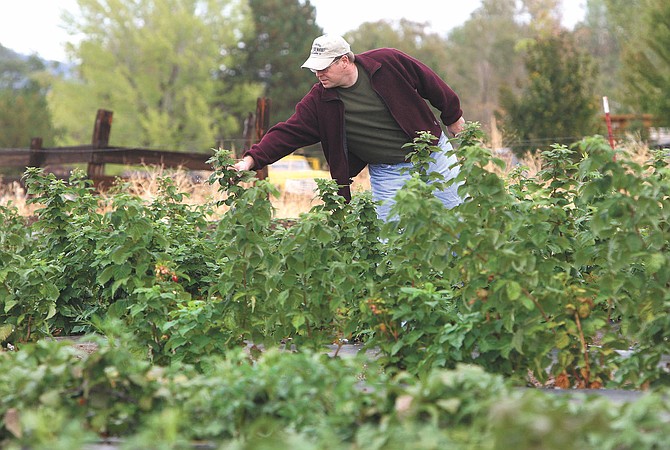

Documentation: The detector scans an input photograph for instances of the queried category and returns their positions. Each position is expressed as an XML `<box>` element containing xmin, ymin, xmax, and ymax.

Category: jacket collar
<box><xmin>355</xmin><ymin>52</ymin><xmax>382</xmax><ymax>77</ymax></box>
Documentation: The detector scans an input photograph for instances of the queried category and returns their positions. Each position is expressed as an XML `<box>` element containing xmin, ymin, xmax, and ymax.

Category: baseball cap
<box><xmin>301</xmin><ymin>34</ymin><xmax>351</xmax><ymax>71</ymax></box>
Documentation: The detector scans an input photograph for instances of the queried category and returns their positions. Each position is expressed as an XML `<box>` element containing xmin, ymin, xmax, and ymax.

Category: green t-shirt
<box><xmin>337</xmin><ymin>63</ymin><xmax>411</xmax><ymax>164</ymax></box>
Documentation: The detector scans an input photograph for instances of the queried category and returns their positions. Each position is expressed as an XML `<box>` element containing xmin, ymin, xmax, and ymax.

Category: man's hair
<box><xmin>344</xmin><ymin>52</ymin><xmax>355</xmax><ymax>63</ymax></box>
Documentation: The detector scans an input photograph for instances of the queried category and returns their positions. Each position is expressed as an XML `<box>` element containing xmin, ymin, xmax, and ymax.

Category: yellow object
<box><xmin>267</xmin><ymin>155</ymin><xmax>330</xmax><ymax>195</ymax></box>
<box><xmin>305</xmin><ymin>156</ymin><xmax>322</xmax><ymax>170</ymax></box>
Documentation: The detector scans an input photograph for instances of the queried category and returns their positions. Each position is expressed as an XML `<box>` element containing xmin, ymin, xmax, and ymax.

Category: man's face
<box><xmin>313</xmin><ymin>56</ymin><xmax>346</xmax><ymax>89</ymax></box>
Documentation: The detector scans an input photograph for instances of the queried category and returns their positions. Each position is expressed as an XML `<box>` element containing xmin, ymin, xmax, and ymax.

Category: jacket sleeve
<box><xmin>243</xmin><ymin>86</ymin><xmax>322</xmax><ymax>169</ymax></box>
<box><xmin>391</xmin><ymin>49</ymin><xmax>463</xmax><ymax>126</ymax></box>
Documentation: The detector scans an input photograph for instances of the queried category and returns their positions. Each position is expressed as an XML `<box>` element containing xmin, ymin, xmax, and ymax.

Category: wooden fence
<box><xmin>0</xmin><ymin>99</ymin><xmax>271</xmax><ymax>187</ymax></box>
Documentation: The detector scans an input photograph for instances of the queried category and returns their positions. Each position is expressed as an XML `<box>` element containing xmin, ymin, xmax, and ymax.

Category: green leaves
<box><xmin>4</xmin><ymin>133</ymin><xmax>670</xmax><ymax>389</ymax></box>
<box><xmin>1</xmin><ymin>337</ymin><xmax>669</xmax><ymax>448</ymax></box>
<box><xmin>3</xmin><ymin>135</ymin><xmax>670</xmax><ymax>446</ymax></box>
<box><xmin>358</xmin><ymin>129</ymin><xmax>670</xmax><ymax>387</ymax></box>
<box><xmin>505</xmin><ymin>280</ymin><xmax>522</xmax><ymax>301</ymax></box>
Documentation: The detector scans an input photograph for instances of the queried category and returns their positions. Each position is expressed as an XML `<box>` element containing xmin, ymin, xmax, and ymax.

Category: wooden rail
<box><xmin>0</xmin><ymin>145</ymin><xmax>214</xmax><ymax>171</ymax></box>
<box><xmin>609</xmin><ymin>114</ymin><xmax>655</xmax><ymax>132</ymax></box>
<box><xmin>0</xmin><ymin>101</ymin><xmax>271</xmax><ymax>186</ymax></box>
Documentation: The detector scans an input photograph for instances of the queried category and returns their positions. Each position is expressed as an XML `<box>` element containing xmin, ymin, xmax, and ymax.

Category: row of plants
<box><xmin>2</xmin><ymin>333</ymin><xmax>669</xmax><ymax>449</ymax></box>
<box><xmin>1</xmin><ymin>124</ymin><xmax>669</xmax><ymax>445</ymax></box>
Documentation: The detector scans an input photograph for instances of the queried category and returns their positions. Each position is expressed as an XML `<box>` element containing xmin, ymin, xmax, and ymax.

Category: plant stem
<box><xmin>573</xmin><ymin>311</ymin><xmax>591</xmax><ymax>384</ymax></box>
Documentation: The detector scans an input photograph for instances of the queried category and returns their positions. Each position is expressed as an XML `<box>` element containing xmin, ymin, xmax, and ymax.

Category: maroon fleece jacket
<box><xmin>244</xmin><ymin>47</ymin><xmax>463</xmax><ymax>200</ymax></box>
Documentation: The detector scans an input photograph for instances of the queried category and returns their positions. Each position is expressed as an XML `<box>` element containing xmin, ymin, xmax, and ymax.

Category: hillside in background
<box><xmin>0</xmin><ymin>43</ymin><xmax>63</xmax><ymax>148</ymax></box>
<box><xmin>0</xmin><ymin>43</ymin><xmax>72</xmax><ymax>84</ymax></box>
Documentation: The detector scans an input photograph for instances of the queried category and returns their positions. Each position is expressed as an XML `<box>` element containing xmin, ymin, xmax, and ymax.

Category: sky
<box><xmin>0</xmin><ymin>0</ymin><xmax>587</xmax><ymax>62</ymax></box>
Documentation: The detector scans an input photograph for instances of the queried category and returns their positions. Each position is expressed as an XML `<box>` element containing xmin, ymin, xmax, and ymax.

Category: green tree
<box><xmin>499</xmin><ymin>32</ymin><xmax>599</xmax><ymax>155</ymax></box>
<box><xmin>49</xmin><ymin>0</ymin><xmax>257</xmax><ymax>151</ymax></box>
<box><xmin>573</xmin><ymin>0</ymin><xmax>625</xmax><ymax>110</ymax></box>
<box><xmin>521</xmin><ymin>0</ymin><xmax>562</xmax><ymax>36</ymax></box>
<box><xmin>345</xmin><ymin>18</ymin><xmax>449</xmax><ymax>70</ymax></box>
<box><xmin>0</xmin><ymin>46</ymin><xmax>57</xmax><ymax>148</ymax></box>
<box><xmin>229</xmin><ymin>0</ymin><xmax>322</xmax><ymax>125</ymax></box>
<box><xmin>617</xmin><ymin>0</ymin><xmax>670</xmax><ymax>124</ymax></box>
<box><xmin>443</xmin><ymin>0</ymin><xmax>528</xmax><ymax>137</ymax></box>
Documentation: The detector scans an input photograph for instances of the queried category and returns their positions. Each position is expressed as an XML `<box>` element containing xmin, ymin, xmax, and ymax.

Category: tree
<box><xmin>49</xmin><ymin>0</ymin><xmax>257</xmax><ymax>151</ymax></box>
<box><xmin>499</xmin><ymin>32</ymin><xmax>599</xmax><ymax>155</ymax></box>
<box><xmin>443</xmin><ymin>0</ymin><xmax>528</xmax><ymax>136</ymax></box>
<box><xmin>521</xmin><ymin>0</ymin><xmax>562</xmax><ymax>36</ymax></box>
<box><xmin>617</xmin><ymin>0</ymin><xmax>670</xmax><ymax>124</ymax></box>
<box><xmin>345</xmin><ymin>18</ymin><xmax>449</xmax><ymax>70</ymax></box>
<box><xmin>573</xmin><ymin>0</ymin><xmax>625</xmax><ymax>110</ymax></box>
<box><xmin>0</xmin><ymin>46</ymin><xmax>57</xmax><ymax>149</ymax></box>
<box><xmin>228</xmin><ymin>0</ymin><xmax>322</xmax><ymax>126</ymax></box>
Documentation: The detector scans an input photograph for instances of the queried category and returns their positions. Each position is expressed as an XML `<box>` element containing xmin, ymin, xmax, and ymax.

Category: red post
<box><xmin>603</xmin><ymin>97</ymin><xmax>615</xmax><ymax>150</ymax></box>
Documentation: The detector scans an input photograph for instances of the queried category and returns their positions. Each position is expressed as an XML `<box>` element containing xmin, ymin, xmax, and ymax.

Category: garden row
<box><xmin>2</xmin><ymin>336</ymin><xmax>668</xmax><ymax>449</ymax></box>
<box><xmin>1</xmin><ymin>125</ymin><xmax>669</xmax><ymax>446</ymax></box>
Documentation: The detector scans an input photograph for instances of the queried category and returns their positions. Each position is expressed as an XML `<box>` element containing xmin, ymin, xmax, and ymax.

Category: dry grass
<box><xmin>0</xmin><ymin>141</ymin><xmax>655</xmax><ymax>219</ymax></box>
<box><xmin>271</xmin><ymin>168</ymin><xmax>371</xmax><ymax>218</ymax></box>
<box><xmin>0</xmin><ymin>167</ymin><xmax>369</xmax><ymax>220</ymax></box>
<box><xmin>0</xmin><ymin>180</ymin><xmax>38</xmax><ymax>216</ymax></box>
<box><xmin>97</xmin><ymin>168</ymin><xmax>230</xmax><ymax>219</ymax></box>
<box><xmin>619</xmin><ymin>136</ymin><xmax>655</xmax><ymax>168</ymax></box>
<box><xmin>272</xmin><ymin>192</ymin><xmax>321</xmax><ymax>218</ymax></box>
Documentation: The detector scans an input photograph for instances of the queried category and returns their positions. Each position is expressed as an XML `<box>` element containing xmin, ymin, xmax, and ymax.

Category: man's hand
<box><xmin>233</xmin><ymin>155</ymin><xmax>255</xmax><ymax>171</ymax></box>
<box><xmin>447</xmin><ymin>116</ymin><xmax>465</xmax><ymax>137</ymax></box>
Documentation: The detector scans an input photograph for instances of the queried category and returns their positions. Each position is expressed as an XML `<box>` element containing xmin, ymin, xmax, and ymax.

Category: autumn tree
<box><xmin>345</xmin><ymin>18</ymin><xmax>449</xmax><ymax>69</ymax></box>
<box><xmin>499</xmin><ymin>32</ymin><xmax>599</xmax><ymax>155</ymax></box>
<box><xmin>49</xmin><ymin>0</ymin><xmax>258</xmax><ymax>151</ymax></box>
<box><xmin>349</xmin><ymin>21</ymin><xmax>450</xmax><ymax>97</ymax></box>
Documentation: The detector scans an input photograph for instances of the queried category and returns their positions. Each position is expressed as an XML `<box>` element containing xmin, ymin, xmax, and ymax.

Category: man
<box><xmin>234</xmin><ymin>34</ymin><xmax>465</xmax><ymax>221</ymax></box>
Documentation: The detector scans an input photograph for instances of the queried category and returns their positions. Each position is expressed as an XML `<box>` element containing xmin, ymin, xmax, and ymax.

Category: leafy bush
<box><xmin>1</xmin><ymin>337</ymin><xmax>668</xmax><ymax>449</ymax></box>
<box><xmin>363</xmin><ymin>126</ymin><xmax>670</xmax><ymax>387</ymax></box>
<box><xmin>1</xmin><ymin>127</ymin><xmax>669</xmax><ymax>446</ymax></box>
<box><xmin>3</xmin><ymin>130</ymin><xmax>670</xmax><ymax>385</ymax></box>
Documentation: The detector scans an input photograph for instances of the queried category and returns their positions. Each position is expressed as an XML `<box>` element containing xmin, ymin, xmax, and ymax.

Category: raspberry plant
<box><xmin>1</xmin><ymin>128</ymin><xmax>669</xmax><ymax>447</ymax></box>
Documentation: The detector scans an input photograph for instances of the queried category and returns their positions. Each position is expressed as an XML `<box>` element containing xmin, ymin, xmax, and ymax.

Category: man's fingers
<box><xmin>232</xmin><ymin>155</ymin><xmax>255</xmax><ymax>172</ymax></box>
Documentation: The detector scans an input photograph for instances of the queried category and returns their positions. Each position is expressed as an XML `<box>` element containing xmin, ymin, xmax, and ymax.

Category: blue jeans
<box><xmin>368</xmin><ymin>133</ymin><xmax>462</xmax><ymax>221</ymax></box>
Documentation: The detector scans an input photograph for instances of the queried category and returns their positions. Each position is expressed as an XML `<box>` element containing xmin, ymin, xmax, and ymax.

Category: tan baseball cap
<box><xmin>301</xmin><ymin>34</ymin><xmax>351</xmax><ymax>71</ymax></box>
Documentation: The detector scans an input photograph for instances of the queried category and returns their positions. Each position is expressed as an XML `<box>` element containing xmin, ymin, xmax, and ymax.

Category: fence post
<box><xmin>254</xmin><ymin>98</ymin><xmax>271</xmax><ymax>180</ymax></box>
<box><xmin>88</xmin><ymin>109</ymin><xmax>113</xmax><ymax>181</ymax></box>
<box><xmin>242</xmin><ymin>112</ymin><xmax>254</xmax><ymax>158</ymax></box>
<box><xmin>29</xmin><ymin>137</ymin><xmax>44</xmax><ymax>168</ymax></box>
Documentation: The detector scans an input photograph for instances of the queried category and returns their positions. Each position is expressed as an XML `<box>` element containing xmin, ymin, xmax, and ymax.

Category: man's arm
<box><xmin>391</xmin><ymin>49</ymin><xmax>463</xmax><ymax>127</ymax></box>
<box><xmin>234</xmin><ymin>86</ymin><xmax>322</xmax><ymax>172</ymax></box>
